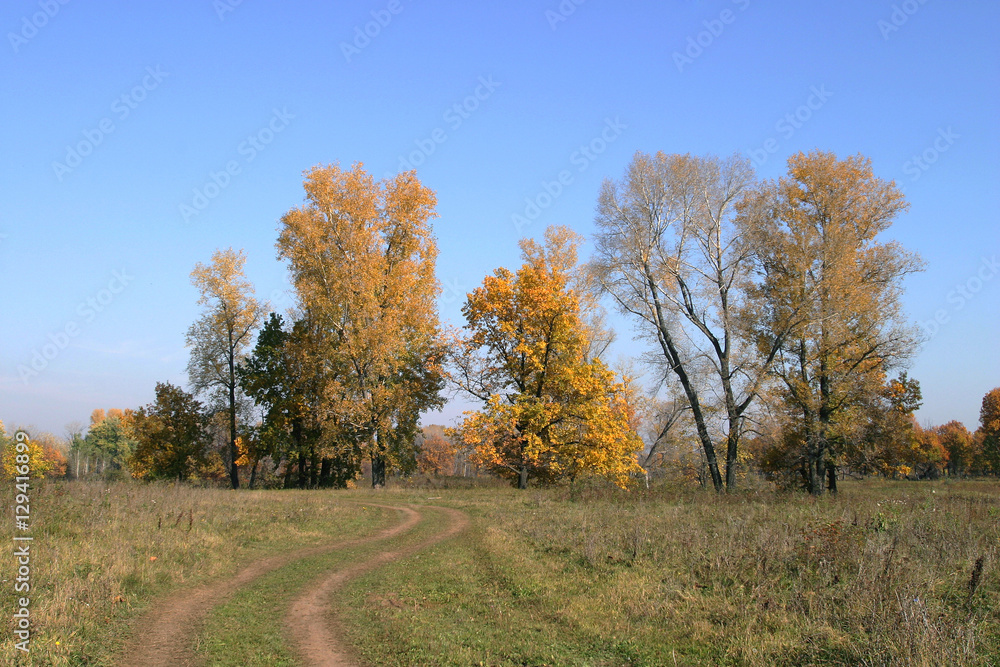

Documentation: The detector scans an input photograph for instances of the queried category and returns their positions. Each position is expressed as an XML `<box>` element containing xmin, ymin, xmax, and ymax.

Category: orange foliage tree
<box><xmin>417</xmin><ymin>433</ymin><xmax>456</xmax><ymax>476</ymax></box>
<box><xmin>978</xmin><ymin>387</ymin><xmax>1000</xmax><ymax>474</ymax></box>
<box><xmin>739</xmin><ymin>151</ymin><xmax>923</xmax><ymax>494</ymax></box>
<box><xmin>1</xmin><ymin>422</ymin><xmax>67</xmax><ymax>480</ymax></box>
<box><xmin>934</xmin><ymin>421</ymin><xmax>976</xmax><ymax>477</ymax></box>
<box><xmin>451</xmin><ymin>226</ymin><xmax>642</xmax><ymax>489</ymax></box>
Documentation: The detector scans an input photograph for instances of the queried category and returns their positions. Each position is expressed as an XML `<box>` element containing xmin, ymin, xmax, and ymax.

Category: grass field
<box><xmin>343</xmin><ymin>480</ymin><xmax>1000</xmax><ymax>666</ymax></box>
<box><xmin>0</xmin><ymin>481</ymin><xmax>396</xmax><ymax>665</ymax></box>
<box><xmin>2</xmin><ymin>478</ymin><xmax>998</xmax><ymax>665</ymax></box>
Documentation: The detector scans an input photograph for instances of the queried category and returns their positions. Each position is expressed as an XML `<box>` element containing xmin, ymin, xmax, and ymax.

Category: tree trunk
<box><xmin>228</xmin><ymin>359</ymin><xmax>240</xmax><ymax>490</ymax></box>
<box><xmin>371</xmin><ymin>454</ymin><xmax>386</xmax><ymax>488</ymax></box>
<box><xmin>719</xmin><ymin>351</ymin><xmax>743</xmax><ymax>493</ymax></box>
<box><xmin>810</xmin><ymin>454</ymin><xmax>825</xmax><ymax>496</ymax></box>
<box><xmin>806</xmin><ymin>427</ymin><xmax>825</xmax><ymax>496</ymax></box>
<box><xmin>319</xmin><ymin>457</ymin><xmax>333</xmax><ymax>488</ymax></box>
<box><xmin>827</xmin><ymin>462</ymin><xmax>837</xmax><ymax>493</ymax></box>
<box><xmin>646</xmin><ymin>272</ymin><xmax>724</xmax><ymax>492</ymax></box>
<box><xmin>724</xmin><ymin>428</ymin><xmax>739</xmax><ymax>491</ymax></box>
<box><xmin>518</xmin><ymin>465</ymin><xmax>529</xmax><ymax>490</ymax></box>
<box><xmin>283</xmin><ymin>458</ymin><xmax>294</xmax><ymax>488</ymax></box>
<box><xmin>298</xmin><ymin>449</ymin><xmax>308</xmax><ymax>489</ymax></box>
<box><xmin>309</xmin><ymin>445</ymin><xmax>319</xmax><ymax>488</ymax></box>
<box><xmin>248</xmin><ymin>457</ymin><xmax>260</xmax><ymax>489</ymax></box>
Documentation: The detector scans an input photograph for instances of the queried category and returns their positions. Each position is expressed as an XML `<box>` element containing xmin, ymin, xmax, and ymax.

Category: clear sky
<box><xmin>1</xmin><ymin>0</ymin><xmax>997</xmax><ymax>436</ymax></box>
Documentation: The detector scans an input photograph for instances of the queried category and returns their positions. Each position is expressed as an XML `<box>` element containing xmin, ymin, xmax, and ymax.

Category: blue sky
<box><xmin>1</xmin><ymin>0</ymin><xmax>997</xmax><ymax>436</ymax></box>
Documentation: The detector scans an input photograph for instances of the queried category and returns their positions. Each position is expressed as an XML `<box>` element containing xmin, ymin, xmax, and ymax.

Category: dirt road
<box><xmin>285</xmin><ymin>505</ymin><xmax>469</xmax><ymax>667</ymax></box>
<box><xmin>116</xmin><ymin>502</ymin><xmax>424</xmax><ymax>667</ymax></box>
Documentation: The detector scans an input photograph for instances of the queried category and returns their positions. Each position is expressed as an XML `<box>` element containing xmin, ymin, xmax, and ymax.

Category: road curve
<box><xmin>116</xmin><ymin>503</ymin><xmax>421</xmax><ymax>667</ymax></box>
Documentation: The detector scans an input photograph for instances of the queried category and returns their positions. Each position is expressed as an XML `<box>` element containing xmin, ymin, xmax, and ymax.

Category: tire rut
<box><xmin>116</xmin><ymin>503</ymin><xmax>420</xmax><ymax>667</ymax></box>
<box><xmin>286</xmin><ymin>505</ymin><xmax>469</xmax><ymax>667</ymax></box>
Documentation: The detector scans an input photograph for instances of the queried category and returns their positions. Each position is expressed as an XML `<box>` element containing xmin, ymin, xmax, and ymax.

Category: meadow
<box><xmin>1</xmin><ymin>478</ymin><xmax>997</xmax><ymax>665</ymax></box>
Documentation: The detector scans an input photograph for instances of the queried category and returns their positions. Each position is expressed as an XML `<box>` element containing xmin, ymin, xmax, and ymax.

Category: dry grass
<box><xmin>1</xmin><ymin>477</ymin><xmax>996</xmax><ymax>665</ymax></box>
<box><xmin>0</xmin><ymin>480</ymin><xmax>391</xmax><ymax>665</ymax></box>
<box><xmin>343</xmin><ymin>479</ymin><xmax>1000</xmax><ymax>665</ymax></box>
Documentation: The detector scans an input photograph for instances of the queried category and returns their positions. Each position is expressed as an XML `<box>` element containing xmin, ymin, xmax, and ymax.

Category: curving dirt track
<box><xmin>116</xmin><ymin>503</ymin><xmax>421</xmax><ymax>667</ymax></box>
<box><xmin>285</xmin><ymin>505</ymin><xmax>469</xmax><ymax>667</ymax></box>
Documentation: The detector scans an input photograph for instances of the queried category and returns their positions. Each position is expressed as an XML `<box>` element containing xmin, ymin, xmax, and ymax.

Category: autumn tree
<box><xmin>978</xmin><ymin>387</ymin><xmax>1000</xmax><ymax>474</ymax></box>
<box><xmin>738</xmin><ymin>151</ymin><xmax>923</xmax><ymax>494</ymax></box>
<box><xmin>591</xmin><ymin>152</ymin><xmax>788</xmax><ymax>492</ymax></box>
<box><xmin>638</xmin><ymin>389</ymin><xmax>719</xmax><ymax>486</ymax></box>
<box><xmin>66</xmin><ymin>423</ymin><xmax>88</xmax><ymax>478</ymax></box>
<box><xmin>130</xmin><ymin>382</ymin><xmax>210</xmax><ymax>481</ymax></box>
<box><xmin>276</xmin><ymin>163</ymin><xmax>445</xmax><ymax>487</ymax></box>
<box><xmin>908</xmin><ymin>422</ymin><xmax>949</xmax><ymax>479</ymax></box>
<box><xmin>0</xmin><ymin>424</ymin><xmax>66</xmax><ymax>480</ymax></box>
<box><xmin>82</xmin><ymin>408</ymin><xmax>137</xmax><ymax>474</ymax></box>
<box><xmin>239</xmin><ymin>312</ymin><xmax>360</xmax><ymax>488</ymax></box>
<box><xmin>187</xmin><ymin>247</ymin><xmax>266</xmax><ymax>489</ymax></box>
<box><xmin>452</xmin><ymin>226</ymin><xmax>643</xmax><ymax>489</ymax></box>
<box><xmin>417</xmin><ymin>433</ymin><xmax>456</xmax><ymax>476</ymax></box>
<box><xmin>831</xmin><ymin>372</ymin><xmax>922</xmax><ymax>479</ymax></box>
<box><xmin>935</xmin><ymin>421</ymin><xmax>976</xmax><ymax>477</ymax></box>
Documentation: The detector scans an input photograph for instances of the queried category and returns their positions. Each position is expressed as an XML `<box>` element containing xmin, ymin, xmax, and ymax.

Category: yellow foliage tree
<box><xmin>452</xmin><ymin>226</ymin><xmax>642</xmax><ymax>489</ymax></box>
<box><xmin>276</xmin><ymin>163</ymin><xmax>445</xmax><ymax>487</ymax></box>
<box><xmin>416</xmin><ymin>433</ymin><xmax>456</xmax><ymax>476</ymax></box>
<box><xmin>1</xmin><ymin>426</ymin><xmax>63</xmax><ymax>480</ymax></box>
<box><xmin>738</xmin><ymin>151</ymin><xmax>923</xmax><ymax>494</ymax></box>
<box><xmin>186</xmin><ymin>247</ymin><xmax>266</xmax><ymax>489</ymax></box>
<box><xmin>979</xmin><ymin>387</ymin><xmax>1000</xmax><ymax>474</ymax></box>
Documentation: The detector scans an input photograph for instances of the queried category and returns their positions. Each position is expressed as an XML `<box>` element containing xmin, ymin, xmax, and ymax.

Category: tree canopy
<box><xmin>276</xmin><ymin>163</ymin><xmax>446</xmax><ymax>487</ymax></box>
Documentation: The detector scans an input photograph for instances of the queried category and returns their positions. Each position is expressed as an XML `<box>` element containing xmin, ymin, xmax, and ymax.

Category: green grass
<box><xmin>339</xmin><ymin>480</ymin><xmax>1000</xmax><ymax>666</ymax></box>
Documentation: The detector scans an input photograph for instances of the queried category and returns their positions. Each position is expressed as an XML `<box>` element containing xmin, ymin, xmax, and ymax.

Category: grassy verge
<box><xmin>0</xmin><ymin>481</ymin><xmax>394</xmax><ymax>666</ymax></box>
<box><xmin>340</xmin><ymin>480</ymin><xmax>1000</xmax><ymax>666</ymax></box>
